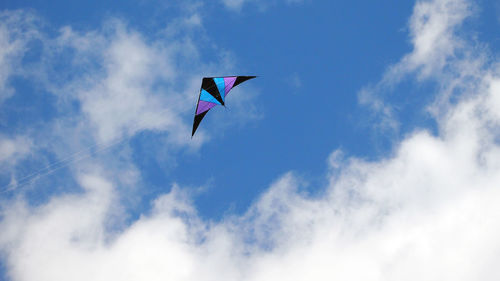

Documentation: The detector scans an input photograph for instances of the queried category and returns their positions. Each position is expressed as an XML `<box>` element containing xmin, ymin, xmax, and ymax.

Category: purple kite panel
<box><xmin>224</xmin><ymin>76</ymin><xmax>236</xmax><ymax>96</ymax></box>
<box><xmin>196</xmin><ymin>100</ymin><xmax>217</xmax><ymax>115</ymax></box>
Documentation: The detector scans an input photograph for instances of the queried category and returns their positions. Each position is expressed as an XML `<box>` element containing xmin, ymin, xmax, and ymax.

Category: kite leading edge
<box><xmin>192</xmin><ymin>76</ymin><xmax>256</xmax><ymax>137</ymax></box>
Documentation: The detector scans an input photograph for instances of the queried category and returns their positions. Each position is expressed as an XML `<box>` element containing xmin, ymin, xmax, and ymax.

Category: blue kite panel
<box><xmin>200</xmin><ymin>89</ymin><xmax>221</xmax><ymax>105</ymax></box>
<box><xmin>214</xmin><ymin>77</ymin><xmax>226</xmax><ymax>101</ymax></box>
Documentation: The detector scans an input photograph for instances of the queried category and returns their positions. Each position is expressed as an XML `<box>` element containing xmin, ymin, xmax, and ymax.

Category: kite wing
<box><xmin>192</xmin><ymin>76</ymin><xmax>256</xmax><ymax>137</ymax></box>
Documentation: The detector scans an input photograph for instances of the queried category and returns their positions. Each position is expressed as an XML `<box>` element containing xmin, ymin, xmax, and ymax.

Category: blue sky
<box><xmin>0</xmin><ymin>0</ymin><xmax>421</xmax><ymax>214</ymax></box>
<box><xmin>1</xmin><ymin>0</ymin><xmax>500</xmax><ymax>280</ymax></box>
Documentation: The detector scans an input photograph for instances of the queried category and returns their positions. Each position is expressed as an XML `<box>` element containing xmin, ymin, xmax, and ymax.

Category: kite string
<box><xmin>6</xmin><ymin>97</ymin><xmax>151</xmax><ymax>190</ymax></box>
<box><xmin>7</xmin><ymin>137</ymin><xmax>112</xmax><ymax>188</ymax></box>
<box><xmin>0</xmin><ymin>104</ymin><xmax>176</xmax><ymax>194</ymax></box>
<box><xmin>0</xmin><ymin>134</ymin><xmax>129</xmax><ymax>194</ymax></box>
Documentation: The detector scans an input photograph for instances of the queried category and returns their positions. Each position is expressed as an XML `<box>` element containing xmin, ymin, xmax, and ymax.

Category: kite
<box><xmin>192</xmin><ymin>76</ymin><xmax>256</xmax><ymax>137</ymax></box>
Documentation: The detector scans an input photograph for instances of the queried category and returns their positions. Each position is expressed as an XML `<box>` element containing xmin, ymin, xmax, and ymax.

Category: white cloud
<box><xmin>394</xmin><ymin>0</ymin><xmax>471</xmax><ymax>79</ymax></box>
<box><xmin>289</xmin><ymin>72</ymin><xmax>302</xmax><ymax>90</ymax></box>
<box><xmin>221</xmin><ymin>0</ymin><xmax>247</xmax><ymax>11</ymax></box>
<box><xmin>221</xmin><ymin>0</ymin><xmax>305</xmax><ymax>11</ymax></box>
<box><xmin>358</xmin><ymin>0</ymin><xmax>473</xmax><ymax>130</ymax></box>
<box><xmin>74</xmin><ymin>27</ymin><xmax>186</xmax><ymax>144</ymax></box>
<box><xmin>358</xmin><ymin>86</ymin><xmax>399</xmax><ymax>132</ymax></box>
<box><xmin>2</xmin><ymin>0</ymin><xmax>500</xmax><ymax>280</ymax></box>
<box><xmin>0</xmin><ymin>135</ymin><xmax>31</xmax><ymax>166</ymax></box>
<box><xmin>163</xmin><ymin>13</ymin><xmax>203</xmax><ymax>37</ymax></box>
<box><xmin>0</xmin><ymin>10</ymin><xmax>39</xmax><ymax>102</ymax></box>
<box><xmin>40</xmin><ymin>21</ymin><xmax>201</xmax><ymax>147</ymax></box>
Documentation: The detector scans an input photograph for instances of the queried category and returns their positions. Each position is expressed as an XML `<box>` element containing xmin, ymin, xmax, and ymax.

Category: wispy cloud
<box><xmin>221</xmin><ymin>0</ymin><xmax>306</xmax><ymax>12</ymax></box>
<box><xmin>62</xmin><ymin>23</ymin><xmax>192</xmax><ymax>144</ymax></box>
<box><xmin>0</xmin><ymin>10</ymin><xmax>40</xmax><ymax>102</ymax></box>
<box><xmin>358</xmin><ymin>0</ymin><xmax>473</xmax><ymax>132</ymax></box>
<box><xmin>388</xmin><ymin>0</ymin><xmax>471</xmax><ymax>80</ymax></box>
<box><xmin>0</xmin><ymin>135</ymin><xmax>31</xmax><ymax>165</ymax></box>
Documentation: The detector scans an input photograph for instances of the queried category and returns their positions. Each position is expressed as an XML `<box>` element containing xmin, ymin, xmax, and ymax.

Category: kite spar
<box><xmin>192</xmin><ymin>76</ymin><xmax>256</xmax><ymax>137</ymax></box>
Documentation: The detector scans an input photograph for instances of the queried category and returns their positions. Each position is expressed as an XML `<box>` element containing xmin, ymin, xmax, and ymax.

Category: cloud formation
<box><xmin>2</xmin><ymin>0</ymin><xmax>500</xmax><ymax>280</ymax></box>
<box><xmin>0</xmin><ymin>135</ymin><xmax>31</xmax><ymax>166</ymax></box>
<box><xmin>0</xmin><ymin>10</ymin><xmax>39</xmax><ymax>102</ymax></box>
<box><xmin>359</xmin><ymin>0</ymin><xmax>473</xmax><ymax>132</ymax></box>
<box><xmin>221</xmin><ymin>0</ymin><xmax>304</xmax><ymax>11</ymax></box>
<box><xmin>59</xmin><ymin>23</ymin><xmax>193</xmax><ymax>144</ymax></box>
